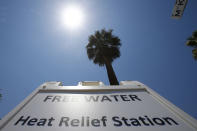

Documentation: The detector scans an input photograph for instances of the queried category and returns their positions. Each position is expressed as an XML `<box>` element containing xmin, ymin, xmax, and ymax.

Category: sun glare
<box><xmin>60</xmin><ymin>5</ymin><xmax>85</xmax><ymax>30</ymax></box>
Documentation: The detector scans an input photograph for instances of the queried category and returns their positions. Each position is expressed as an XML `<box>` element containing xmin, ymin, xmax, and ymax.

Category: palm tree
<box><xmin>186</xmin><ymin>30</ymin><xmax>197</xmax><ymax>60</ymax></box>
<box><xmin>86</xmin><ymin>29</ymin><xmax>121</xmax><ymax>85</ymax></box>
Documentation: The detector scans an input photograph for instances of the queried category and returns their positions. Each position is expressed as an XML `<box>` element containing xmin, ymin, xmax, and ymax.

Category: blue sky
<box><xmin>0</xmin><ymin>0</ymin><xmax>197</xmax><ymax>120</ymax></box>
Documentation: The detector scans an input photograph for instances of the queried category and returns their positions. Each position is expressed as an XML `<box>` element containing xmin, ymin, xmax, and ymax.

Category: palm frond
<box><xmin>192</xmin><ymin>30</ymin><xmax>197</xmax><ymax>38</ymax></box>
<box><xmin>186</xmin><ymin>40</ymin><xmax>197</xmax><ymax>47</ymax></box>
<box><xmin>192</xmin><ymin>48</ymin><xmax>197</xmax><ymax>60</ymax></box>
<box><xmin>86</xmin><ymin>28</ymin><xmax>121</xmax><ymax>65</ymax></box>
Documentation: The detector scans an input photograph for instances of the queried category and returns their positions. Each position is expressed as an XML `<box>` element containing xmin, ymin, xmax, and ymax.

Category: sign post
<box><xmin>0</xmin><ymin>81</ymin><xmax>197</xmax><ymax>131</ymax></box>
<box><xmin>172</xmin><ymin>0</ymin><xmax>188</xmax><ymax>19</ymax></box>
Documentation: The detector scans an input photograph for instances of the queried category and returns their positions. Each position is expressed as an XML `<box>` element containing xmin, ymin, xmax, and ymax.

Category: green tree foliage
<box><xmin>186</xmin><ymin>30</ymin><xmax>197</xmax><ymax>60</ymax></box>
<box><xmin>86</xmin><ymin>29</ymin><xmax>121</xmax><ymax>85</ymax></box>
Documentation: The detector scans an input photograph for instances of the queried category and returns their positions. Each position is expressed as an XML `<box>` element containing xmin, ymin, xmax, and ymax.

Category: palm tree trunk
<box><xmin>103</xmin><ymin>57</ymin><xmax>119</xmax><ymax>85</ymax></box>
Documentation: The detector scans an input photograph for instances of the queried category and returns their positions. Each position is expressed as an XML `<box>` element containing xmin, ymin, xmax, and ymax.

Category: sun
<box><xmin>60</xmin><ymin>5</ymin><xmax>85</xmax><ymax>30</ymax></box>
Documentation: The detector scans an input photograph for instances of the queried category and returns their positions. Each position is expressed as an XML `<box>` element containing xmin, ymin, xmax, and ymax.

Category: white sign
<box><xmin>172</xmin><ymin>0</ymin><xmax>188</xmax><ymax>18</ymax></box>
<box><xmin>1</xmin><ymin>91</ymin><xmax>195</xmax><ymax>131</ymax></box>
